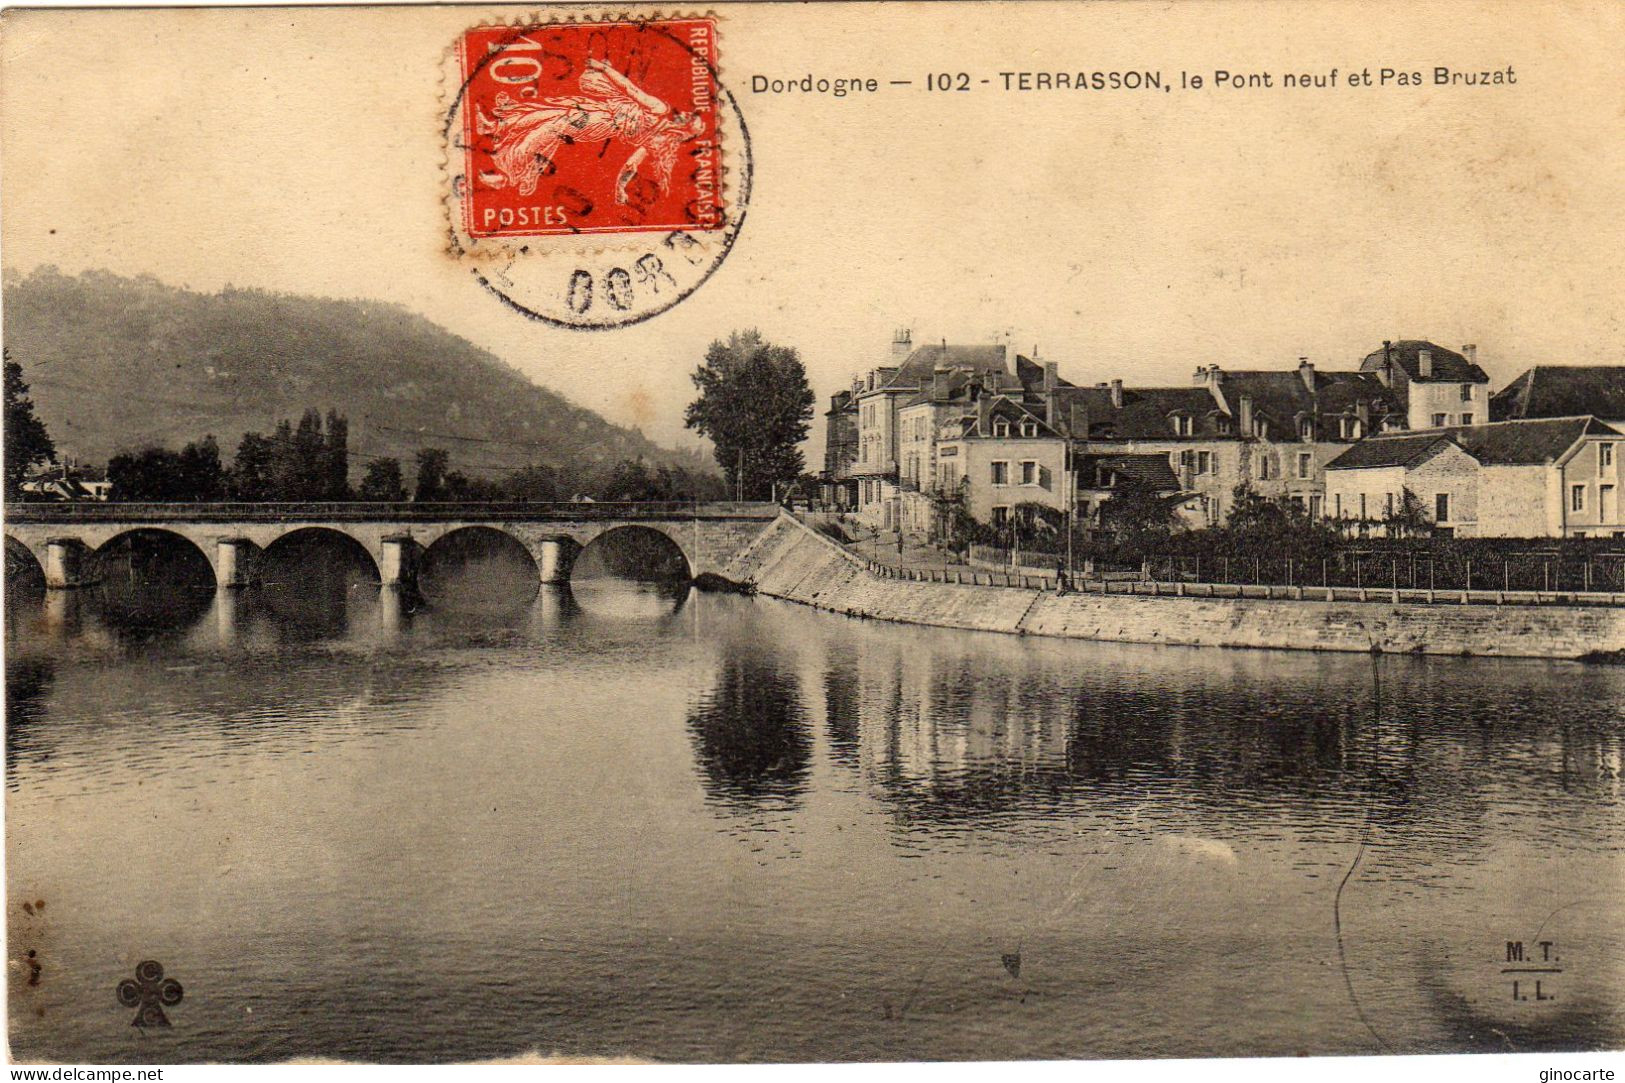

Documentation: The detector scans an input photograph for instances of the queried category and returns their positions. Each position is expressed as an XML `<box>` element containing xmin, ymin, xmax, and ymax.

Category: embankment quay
<box><xmin>729</xmin><ymin>516</ymin><xmax>1625</xmax><ymax>660</ymax></box>
<box><xmin>8</xmin><ymin>502</ymin><xmax>1622</xmax><ymax>659</ymax></box>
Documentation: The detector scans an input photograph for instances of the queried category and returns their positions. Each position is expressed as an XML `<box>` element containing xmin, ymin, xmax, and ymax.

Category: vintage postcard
<box><xmin>2</xmin><ymin>0</ymin><xmax>1623</xmax><ymax>1072</ymax></box>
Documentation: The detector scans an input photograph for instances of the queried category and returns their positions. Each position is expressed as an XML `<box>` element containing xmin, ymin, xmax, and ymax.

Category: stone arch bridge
<box><xmin>4</xmin><ymin>501</ymin><xmax>781</xmax><ymax>589</ymax></box>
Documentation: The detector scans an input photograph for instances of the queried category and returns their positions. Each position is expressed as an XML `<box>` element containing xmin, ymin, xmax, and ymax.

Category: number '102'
<box><xmin>926</xmin><ymin>73</ymin><xmax>970</xmax><ymax>91</ymax></box>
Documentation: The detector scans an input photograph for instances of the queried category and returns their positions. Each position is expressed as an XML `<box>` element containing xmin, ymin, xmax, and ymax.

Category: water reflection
<box><xmin>688</xmin><ymin>632</ymin><xmax>811</xmax><ymax>809</ymax></box>
<box><xmin>4</xmin><ymin>585</ymin><xmax>1622</xmax><ymax>1062</ymax></box>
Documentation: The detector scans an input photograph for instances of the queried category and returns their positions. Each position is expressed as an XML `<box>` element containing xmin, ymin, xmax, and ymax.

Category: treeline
<box><xmin>105</xmin><ymin>409</ymin><xmax>729</xmax><ymax>503</ymax></box>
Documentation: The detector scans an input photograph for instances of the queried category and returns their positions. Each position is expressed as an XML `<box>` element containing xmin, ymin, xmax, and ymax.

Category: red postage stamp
<box><xmin>458</xmin><ymin>17</ymin><xmax>725</xmax><ymax>239</ymax></box>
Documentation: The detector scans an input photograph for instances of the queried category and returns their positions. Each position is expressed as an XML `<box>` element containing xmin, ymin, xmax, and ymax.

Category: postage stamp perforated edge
<box><xmin>437</xmin><ymin>9</ymin><xmax>739</xmax><ymax>263</ymax></box>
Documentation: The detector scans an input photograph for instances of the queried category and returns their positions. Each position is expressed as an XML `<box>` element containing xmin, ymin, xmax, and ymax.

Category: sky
<box><xmin>3</xmin><ymin>1</ymin><xmax>1622</xmax><ymax>470</ymax></box>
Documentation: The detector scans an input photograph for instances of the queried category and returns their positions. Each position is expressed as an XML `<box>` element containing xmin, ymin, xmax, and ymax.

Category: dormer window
<box><xmin>1339</xmin><ymin>416</ymin><xmax>1364</xmax><ymax>440</ymax></box>
<box><xmin>993</xmin><ymin>418</ymin><xmax>1010</xmax><ymax>438</ymax></box>
<box><xmin>1170</xmin><ymin>413</ymin><xmax>1193</xmax><ymax>437</ymax></box>
<box><xmin>1019</xmin><ymin>418</ymin><xmax>1038</xmax><ymax>438</ymax></box>
<box><xmin>1299</xmin><ymin>419</ymin><xmax>1314</xmax><ymax>442</ymax></box>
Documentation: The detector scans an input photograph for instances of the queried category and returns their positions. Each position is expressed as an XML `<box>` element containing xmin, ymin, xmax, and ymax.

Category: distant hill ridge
<box><xmin>1</xmin><ymin>268</ymin><xmax>711</xmax><ymax>482</ymax></box>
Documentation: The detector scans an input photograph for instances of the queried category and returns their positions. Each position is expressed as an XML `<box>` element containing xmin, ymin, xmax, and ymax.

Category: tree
<box><xmin>234</xmin><ymin>409</ymin><xmax>351</xmax><ymax>500</ymax></box>
<box><xmin>4</xmin><ymin>354</ymin><xmax>56</xmax><ymax>498</ymax></box>
<box><xmin>414</xmin><ymin>448</ymin><xmax>450</xmax><ymax>501</ymax></box>
<box><xmin>357</xmin><ymin>458</ymin><xmax>407</xmax><ymax>501</ymax></box>
<box><xmin>229</xmin><ymin>432</ymin><xmax>275</xmax><ymax>500</ymax></box>
<box><xmin>1385</xmin><ymin>487</ymin><xmax>1433</xmax><ymax>539</ymax></box>
<box><xmin>177</xmin><ymin>435</ymin><xmax>227</xmax><ymax>500</ymax></box>
<box><xmin>1100</xmin><ymin>476</ymin><xmax>1178</xmax><ymax>542</ymax></box>
<box><xmin>684</xmin><ymin>330</ymin><xmax>815</xmax><ymax>501</ymax></box>
<box><xmin>498</xmin><ymin>462</ymin><xmax>563</xmax><ymax>502</ymax></box>
<box><xmin>323</xmin><ymin>409</ymin><xmax>351</xmax><ymax>499</ymax></box>
<box><xmin>107</xmin><ymin>437</ymin><xmax>225</xmax><ymax>501</ymax></box>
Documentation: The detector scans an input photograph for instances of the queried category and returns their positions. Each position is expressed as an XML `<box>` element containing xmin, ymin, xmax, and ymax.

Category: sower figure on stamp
<box><xmin>475</xmin><ymin>57</ymin><xmax>706</xmax><ymax>205</ymax></box>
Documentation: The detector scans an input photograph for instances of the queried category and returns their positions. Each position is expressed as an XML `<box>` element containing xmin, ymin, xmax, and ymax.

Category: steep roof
<box><xmin>1075</xmin><ymin>453</ymin><xmax>1181</xmax><ymax>491</ymax></box>
<box><xmin>1327</xmin><ymin>416</ymin><xmax>1618</xmax><ymax>470</ymax></box>
<box><xmin>1213</xmin><ymin>369</ymin><xmax>1399</xmax><ymax>433</ymax></box>
<box><xmin>1446</xmin><ymin>416</ymin><xmax>1618</xmax><ymax>464</ymax></box>
<box><xmin>961</xmin><ymin>395</ymin><xmax>1062</xmax><ymax>440</ymax></box>
<box><xmin>1053</xmin><ymin>385</ymin><xmax>1226</xmax><ymax>440</ymax></box>
<box><xmin>1325</xmin><ymin>432</ymin><xmax>1459</xmax><ymax>470</ymax></box>
<box><xmin>1491</xmin><ymin>366</ymin><xmax>1625</xmax><ymax>421</ymax></box>
<box><xmin>1358</xmin><ymin>340</ymin><xmax>1489</xmax><ymax>384</ymax></box>
<box><xmin>878</xmin><ymin>343</ymin><xmax>1010</xmax><ymax>391</ymax></box>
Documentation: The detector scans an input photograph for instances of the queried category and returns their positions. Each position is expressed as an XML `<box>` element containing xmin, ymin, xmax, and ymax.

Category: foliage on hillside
<box><xmin>2</xmin><ymin>268</ymin><xmax>714</xmax><ymax>487</ymax></box>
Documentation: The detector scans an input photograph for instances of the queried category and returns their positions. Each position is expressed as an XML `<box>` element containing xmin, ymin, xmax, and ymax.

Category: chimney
<box><xmin>1418</xmin><ymin>349</ymin><xmax>1433</xmax><ymax>379</ymax></box>
<box><xmin>1239</xmin><ymin>394</ymin><xmax>1255</xmax><ymax>436</ymax></box>
<box><xmin>1070</xmin><ymin>401</ymin><xmax>1088</xmax><ymax>437</ymax></box>
<box><xmin>977</xmin><ymin>393</ymin><xmax>992</xmax><ymax>435</ymax></box>
<box><xmin>1193</xmin><ymin>365</ymin><xmax>1207</xmax><ymax>386</ymax></box>
<box><xmin>1043</xmin><ymin>361</ymin><xmax>1058</xmax><ymax>393</ymax></box>
<box><xmin>1109</xmin><ymin>378</ymin><xmax>1124</xmax><ymax>408</ymax></box>
<box><xmin>891</xmin><ymin>327</ymin><xmax>912</xmax><ymax>361</ymax></box>
<box><xmin>1461</xmin><ymin>343</ymin><xmax>1477</xmax><ymax>366</ymax></box>
<box><xmin>932</xmin><ymin>371</ymin><xmax>949</xmax><ymax>400</ymax></box>
<box><xmin>1298</xmin><ymin>357</ymin><xmax>1315</xmax><ymax>394</ymax></box>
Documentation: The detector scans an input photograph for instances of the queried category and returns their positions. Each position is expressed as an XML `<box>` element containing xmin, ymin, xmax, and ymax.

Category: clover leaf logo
<box><xmin>116</xmin><ymin>960</ymin><xmax>183</xmax><ymax>1027</ymax></box>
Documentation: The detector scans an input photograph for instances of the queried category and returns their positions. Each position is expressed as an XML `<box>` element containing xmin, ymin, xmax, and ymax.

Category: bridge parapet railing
<box><xmin>3</xmin><ymin>501</ymin><xmax>782</xmax><ymax>524</ymax></box>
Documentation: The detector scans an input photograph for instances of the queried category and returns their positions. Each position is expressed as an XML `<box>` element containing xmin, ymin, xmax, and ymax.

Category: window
<box><xmin>1460</xmin><ymin>383</ymin><xmax>1474</xmax><ymax>402</ymax></box>
<box><xmin>1297</xmin><ymin>452</ymin><xmax>1312</xmax><ymax>479</ymax></box>
<box><xmin>1432</xmin><ymin>413</ymin><xmax>1448</xmax><ymax>427</ymax></box>
<box><xmin>1334</xmin><ymin>493</ymin><xmax>1343</xmax><ymax>518</ymax></box>
<box><xmin>1571</xmin><ymin>484</ymin><xmax>1586</xmax><ymax>512</ymax></box>
<box><xmin>1258</xmin><ymin>455</ymin><xmax>1272</xmax><ymax>481</ymax></box>
<box><xmin>1600</xmin><ymin>484</ymin><xmax>1616</xmax><ymax>521</ymax></box>
<box><xmin>1360</xmin><ymin>493</ymin><xmax>1367</xmax><ymax>519</ymax></box>
<box><xmin>1460</xmin><ymin>413</ymin><xmax>1474</xmax><ymax>426</ymax></box>
<box><xmin>1180</xmin><ymin>449</ymin><xmax>1195</xmax><ymax>473</ymax></box>
<box><xmin>991</xmin><ymin>505</ymin><xmax>1010</xmax><ymax>526</ymax></box>
<box><xmin>1019</xmin><ymin>419</ymin><xmax>1037</xmax><ymax>438</ymax></box>
<box><xmin>1020</xmin><ymin>460</ymin><xmax>1037</xmax><ymax>485</ymax></box>
<box><xmin>1309</xmin><ymin>494</ymin><xmax>1323</xmax><ymax>518</ymax></box>
<box><xmin>1602</xmin><ymin>442</ymin><xmax>1615</xmax><ymax>470</ymax></box>
<box><xmin>991</xmin><ymin>461</ymin><xmax>1009</xmax><ymax>485</ymax></box>
<box><xmin>1197</xmin><ymin>450</ymin><xmax>1211</xmax><ymax>474</ymax></box>
<box><xmin>1385</xmin><ymin>492</ymin><xmax>1394</xmax><ymax>518</ymax></box>
<box><xmin>1435</xmin><ymin>492</ymin><xmax>1450</xmax><ymax>522</ymax></box>
<box><xmin>1300</xmin><ymin>419</ymin><xmax>1314</xmax><ymax>442</ymax></box>
<box><xmin>1341</xmin><ymin>417</ymin><xmax>1364</xmax><ymax>440</ymax></box>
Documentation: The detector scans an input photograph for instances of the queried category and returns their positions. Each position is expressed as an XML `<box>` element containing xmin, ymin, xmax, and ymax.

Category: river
<box><xmin>6</xmin><ymin>572</ymin><xmax>1624</xmax><ymax>1062</ymax></box>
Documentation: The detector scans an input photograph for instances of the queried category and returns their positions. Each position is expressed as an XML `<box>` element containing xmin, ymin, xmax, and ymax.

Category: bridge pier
<box><xmin>44</xmin><ymin>538</ymin><xmax>90</xmax><ymax>589</ymax></box>
<box><xmin>215</xmin><ymin>538</ymin><xmax>255</xmax><ymax>588</ymax></box>
<box><xmin>379</xmin><ymin>534</ymin><xmax>419</xmax><ymax>589</ymax></box>
<box><xmin>538</xmin><ymin>538</ymin><xmax>578</xmax><ymax>584</ymax></box>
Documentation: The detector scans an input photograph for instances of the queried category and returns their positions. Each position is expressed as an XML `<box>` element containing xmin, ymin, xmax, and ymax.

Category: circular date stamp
<box><xmin>441</xmin><ymin>14</ymin><xmax>751</xmax><ymax>330</ymax></box>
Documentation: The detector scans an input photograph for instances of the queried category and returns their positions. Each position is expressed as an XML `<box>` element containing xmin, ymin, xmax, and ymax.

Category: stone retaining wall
<box><xmin>723</xmin><ymin>515</ymin><xmax>1625</xmax><ymax>660</ymax></box>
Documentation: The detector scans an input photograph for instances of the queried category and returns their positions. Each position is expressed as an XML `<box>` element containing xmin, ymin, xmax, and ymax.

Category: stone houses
<box><xmin>1359</xmin><ymin>340</ymin><xmax>1491</xmax><ymax>430</ymax></box>
<box><xmin>821</xmin><ymin>329</ymin><xmax>1625</xmax><ymax>539</ymax></box>
<box><xmin>844</xmin><ymin>331</ymin><xmax>1038</xmax><ymax>530</ymax></box>
<box><xmin>1324</xmin><ymin>416</ymin><xmax>1623</xmax><ymax>537</ymax></box>
<box><xmin>821</xmin><ymin>388</ymin><xmax>859</xmax><ymax>509</ymax></box>
<box><xmin>932</xmin><ymin>395</ymin><xmax>1069</xmax><ymax>529</ymax></box>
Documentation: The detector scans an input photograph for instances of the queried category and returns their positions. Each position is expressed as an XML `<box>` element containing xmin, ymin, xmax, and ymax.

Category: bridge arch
<box><xmin>5</xmin><ymin>535</ymin><xmax>46</xmax><ymax>593</ymax></box>
<box><xmin>572</xmin><ymin>524</ymin><xmax>695</xmax><ymax>583</ymax></box>
<box><xmin>419</xmin><ymin>525</ymin><xmax>541</xmax><ymax>606</ymax></box>
<box><xmin>93</xmin><ymin>528</ymin><xmax>216</xmax><ymax>587</ymax></box>
<box><xmin>260</xmin><ymin>526</ymin><xmax>381</xmax><ymax>585</ymax></box>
